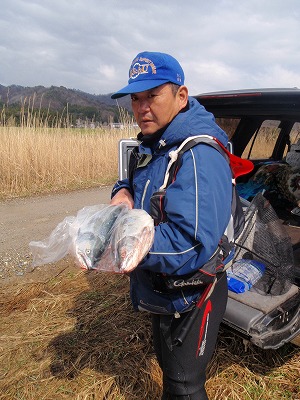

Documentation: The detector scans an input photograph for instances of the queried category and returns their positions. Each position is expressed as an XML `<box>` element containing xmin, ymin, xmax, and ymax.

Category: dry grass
<box><xmin>0</xmin><ymin>263</ymin><xmax>299</xmax><ymax>400</ymax></box>
<box><xmin>0</xmin><ymin>126</ymin><xmax>136</xmax><ymax>200</ymax></box>
<box><xmin>0</xmin><ymin>264</ymin><xmax>161</xmax><ymax>400</ymax></box>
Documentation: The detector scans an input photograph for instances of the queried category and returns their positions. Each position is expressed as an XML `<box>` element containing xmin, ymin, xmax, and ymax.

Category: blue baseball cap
<box><xmin>111</xmin><ymin>51</ymin><xmax>185</xmax><ymax>99</ymax></box>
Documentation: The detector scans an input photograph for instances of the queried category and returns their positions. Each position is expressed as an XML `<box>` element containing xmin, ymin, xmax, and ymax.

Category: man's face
<box><xmin>131</xmin><ymin>83</ymin><xmax>188</xmax><ymax>135</ymax></box>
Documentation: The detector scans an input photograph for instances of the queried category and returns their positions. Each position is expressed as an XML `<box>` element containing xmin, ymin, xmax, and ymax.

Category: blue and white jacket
<box><xmin>112</xmin><ymin>97</ymin><xmax>232</xmax><ymax>314</ymax></box>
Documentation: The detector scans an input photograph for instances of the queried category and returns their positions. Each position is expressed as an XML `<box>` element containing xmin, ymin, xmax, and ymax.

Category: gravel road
<box><xmin>0</xmin><ymin>186</ymin><xmax>112</xmax><ymax>285</ymax></box>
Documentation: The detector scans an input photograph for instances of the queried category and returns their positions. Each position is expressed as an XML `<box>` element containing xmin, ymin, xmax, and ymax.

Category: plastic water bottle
<box><xmin>227</xmin><ymin>259</ymin><xmax>265</xmax><ymax>294</ymax></box>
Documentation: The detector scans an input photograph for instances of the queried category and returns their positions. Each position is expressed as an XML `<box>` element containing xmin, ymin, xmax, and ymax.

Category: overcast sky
<box><xmin>1</xmin><ymin>0</ymin><xmax>300</xmax><ymax>96</ymax></box>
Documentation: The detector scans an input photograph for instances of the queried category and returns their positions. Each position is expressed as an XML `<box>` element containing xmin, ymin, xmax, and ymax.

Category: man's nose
<box><xmin>137</xmin><ymin>99</ymin><xmax>150</xmax><ymax>113</ymax></box>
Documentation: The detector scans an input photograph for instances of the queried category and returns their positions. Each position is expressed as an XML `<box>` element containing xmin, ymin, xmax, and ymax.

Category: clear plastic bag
<box><xmin>29</xmin><ymin>204</ymin><xmax>154</xmax><ymax>273</ymax></box>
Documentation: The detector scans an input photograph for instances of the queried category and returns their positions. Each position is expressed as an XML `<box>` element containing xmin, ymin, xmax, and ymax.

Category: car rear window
<box><xmin>284</xmin><ymin>122</ymin><xmax>300</xmax><ymax>158</ymax></box>
<box><xmin>241</xmin><ymin>120</ymin><xmax>282</xmax><ymax>159</ymax></box>
<box><xmin>215</xmin><ymin>117</ymin><xmax>240</xmax><ymax>140</ymax></box>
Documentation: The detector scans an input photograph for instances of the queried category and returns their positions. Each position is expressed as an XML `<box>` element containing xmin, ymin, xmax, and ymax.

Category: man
<box><xmin>110</xmin><ymin>51</ymin><xmax>232</xmax><ymax>399</ymax></box>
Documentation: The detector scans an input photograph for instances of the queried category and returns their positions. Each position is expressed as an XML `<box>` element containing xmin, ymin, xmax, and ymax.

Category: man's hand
<box><xmin>110</xmin><ymin>188</ymin><xmax>134</xmax><ymax>209</ymax></box>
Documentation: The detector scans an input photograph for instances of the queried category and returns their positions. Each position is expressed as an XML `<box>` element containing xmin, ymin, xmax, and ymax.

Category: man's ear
<box><xmin>177</xmin><ymin>85</ymin><xmax>189</xmax><ymax>110</ymax></box>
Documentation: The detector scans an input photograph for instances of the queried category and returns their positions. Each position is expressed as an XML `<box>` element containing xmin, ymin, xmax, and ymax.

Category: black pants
<box><xmin>152</xmin><ymin>273</ymin><xmax>228</xmax><ymax>400</ymax></box>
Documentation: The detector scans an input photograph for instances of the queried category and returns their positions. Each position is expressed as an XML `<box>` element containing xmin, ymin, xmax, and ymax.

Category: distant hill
<box><xmin>0</xmin><ymin>84</ymin><xmax>132</xmax><ymax>126</ymax></box>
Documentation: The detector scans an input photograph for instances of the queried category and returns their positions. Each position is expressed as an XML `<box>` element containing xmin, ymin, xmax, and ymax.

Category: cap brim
<box><xmin>111</xmin><ymin>79</ymin><xmax>171</xmax><ymax>99</ymax></box>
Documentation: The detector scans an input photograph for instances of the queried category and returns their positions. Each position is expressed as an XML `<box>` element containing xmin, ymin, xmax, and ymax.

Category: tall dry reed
<box><xmin>0</xmin><ymin>94</ymin><xmax>139</xmax><ymax>199</ymax></box>
<box><xmin>0</xmin><ymin>126</ymin><xmax>137</xmax><ymax>199</ymax></box>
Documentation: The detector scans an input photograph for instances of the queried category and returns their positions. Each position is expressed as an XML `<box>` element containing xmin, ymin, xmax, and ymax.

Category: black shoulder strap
<box><xmin>178</xmin><ymin>136</ymin><xmax>228</xmax><ymax>159</ymax></box>
<box><xmin>166</xmin><ymin>136</ymin><xmax>230</xmax><ymax>188</ymax></box>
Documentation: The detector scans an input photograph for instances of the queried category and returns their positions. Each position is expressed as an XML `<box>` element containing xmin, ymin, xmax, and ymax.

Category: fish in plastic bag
<box><xmin>29</xmin><ymin>204</ymin><xmax>154</xmax><ymax>273</ymax></box>
<box><xmin>72</xmin><ymin>204</ymin><xmax>127</xmax><ymax>269</ymax></box>
<box><xmin>29</xmin><ymin>204</ymin><xmax>127</xmax><ymax>268</ymax></box>
<box><xmin>96</xmin><ymin>209</ymin><xmax>155</xmax><ymax>273</ymax></box>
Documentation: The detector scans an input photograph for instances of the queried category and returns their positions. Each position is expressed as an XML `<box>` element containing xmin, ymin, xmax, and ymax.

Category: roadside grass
<box><xmin>0</xmin><ymin>125</ymin><xmax>137</xmax><ymax>200</ymax></box>
<box><xmin>0</xmin><ymin>263</ymin><xmax>299</xmax><ymax>400</ymax></box>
